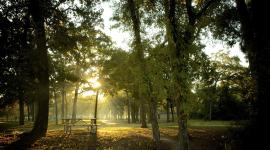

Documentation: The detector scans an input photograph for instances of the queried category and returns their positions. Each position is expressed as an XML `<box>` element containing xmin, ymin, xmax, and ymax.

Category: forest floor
<box><xmin>0</xmin><ymin>120</ymin><xmax>238</xmax><ymax>150</ymax></box>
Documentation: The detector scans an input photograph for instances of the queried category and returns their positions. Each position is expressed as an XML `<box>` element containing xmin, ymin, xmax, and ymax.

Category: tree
<box><xmin>162</xmin><ymin>0</ymin><xmax>217</xmax><ymax>149</ymax></box>
<box><xmin>209</xmin><ymin>0</ymin><xmax>270</xmax><ymax>148</ymax></box>
<box><xmin>5</xmin><ymin>0</ymin><xmax>49</xmax><ymax>148</ymax></box>
<box><xmin>194</xmin><ymin>50</ymin><xmax>251</xmax><ymax>120</ymax></box>
<box><xmin>4</xmin><ymin>0</ymin><xmax>105</xmax><ymax>148</ymax></box>
<box><xmin>28</xmin><ymin>0</ymin><xmax>49</xmax><ymax>138</ymax></box>
<box><xmin>0</xmin><ymin>0</ymin><xmax>36</xmax><ymax>126</ymax></box>
<box><xmin>236</xmin><ymin>1</ymin><xmax>270</xmax><ymax>148</ymax></box>
<box><xmin>100</xmin><ymin>48</ymin><xmax>135</xmax><ymax>123</ymax></box>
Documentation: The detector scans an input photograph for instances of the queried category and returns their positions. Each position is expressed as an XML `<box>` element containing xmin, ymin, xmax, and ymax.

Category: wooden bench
<box><xmin>62</xmin><ymin>118</ymin><xmax>98</xmax><ymax>134</ymax></box>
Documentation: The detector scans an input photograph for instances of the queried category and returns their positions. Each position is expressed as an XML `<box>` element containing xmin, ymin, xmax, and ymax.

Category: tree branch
<box><xmin>186</xmin><ymin>0</ymin><xmax>196</xmax><ymax>24</ymax></box>
<box><xmin>196</xmin><ymin>0</ymin><xmax>218</xmax><ymax>20</ymax></box>
<box><xmin>235</xmin><ymin>0</ymin><xmax>250</xmax><ymax>28</ymax></box>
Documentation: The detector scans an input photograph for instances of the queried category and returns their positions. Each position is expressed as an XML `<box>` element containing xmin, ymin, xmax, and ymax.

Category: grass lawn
<box><xmin>0</xmin><ymin>119</ymin><xmax>238</xmax><ymax>149</ymax></box>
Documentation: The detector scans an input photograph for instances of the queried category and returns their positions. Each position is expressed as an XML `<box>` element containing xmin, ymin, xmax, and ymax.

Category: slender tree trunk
<box><xmin>27</xmin><ymin>104</ymin><xmax>30</xmax><ymax>121</ymax></box>
<box><xmin>29</xmin><ymin>0</ymin><xmax>49</xmax><ymax>137</ymax></box>
<box><xmin>61</xmin><ymin>85</ymin><xmax>65</xmax><ymax>123</ymax></box>
<box><xmin>166</xmin><ymin>98</ymin><xmax>170</xmax><ymax>122</ymax></box>
<box><xmin>126</xmin><ymin>90</ymin><xmax>131</xmax><ymax>124</ymax></box>
<box><xmin>17</xmin><ymin>10</ymin><xmax>30</xmax><ymax>126</ymax></box>
<box><xmin>31</xmin><ymin>101</ymin><xmax>35</xmax><ymax>122</ymax></box>
<box><xmin>72</xmin><ymin>84</ymin><xmax>79</xmax><ymax>122</ymax></box>
<box><xmin>54</xmin><ymin>90</ymin><xmax>58</xmax><ymax>125</ymax></box>
<box><xmin>135</xmin><ymin>103</ymin><xmax>139</xmax><ymax>122</ymax></box>
<box><xmin>19</xmin><ymin>98</ymin><xmax>25</xmax><ymax>125</ymax></box>
<box><xmin>65</xmin><ymin>91</ymin><xmax>68</xmax><ymax>119</ymax></box>
<box><xmin>127</xmin><ymin>0</ymin><xmax>148</xmax><ymax>129</ymax></box>
<box><xmin>140</xmin><ymin>102</ymin><xmax>147</xmax><ymax>128</ymax></box>
<box><xmin>94</xmin><ymin>90</ymin><xmax>99</xmax><ymax>124</ymax></box>
<box><xmin>170</xmin><ymin>102</ymin><xmax>174</xmax><ymax>122</ymax></box>
<box><xmin>131</xmin><ymin>100</ymin><xmax>136</xmax><ymax>123</ymax></box>
<box><xmin>147</xmin><ymin>111</ymin><xmax>151</xmax><ymax>123</ymax></box>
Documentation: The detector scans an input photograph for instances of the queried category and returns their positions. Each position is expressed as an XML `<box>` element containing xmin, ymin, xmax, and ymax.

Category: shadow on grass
<box><xmin>87</xmin><ymin>134</ymin><xmax>97</xmax><ymax>150</ymax></box>
<box><xmin>4</xmin><ymin>132</ymin><xmax>40</xmax><ymax>150</ymax></box>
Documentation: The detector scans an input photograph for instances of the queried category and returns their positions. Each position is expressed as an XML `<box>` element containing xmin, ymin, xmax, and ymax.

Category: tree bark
<box><xmin>29</xmin><ymin>0</ymin><xmax>49</xmax><ymax>137</ymax></box>
<box><xmin>149</xmin><ymin>96</ymin><xmax>161</xmax><ymax>150</ymax></box>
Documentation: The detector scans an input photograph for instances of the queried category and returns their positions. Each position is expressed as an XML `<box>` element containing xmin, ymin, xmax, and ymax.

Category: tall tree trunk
<box><xmin>31</xmin><ymin>101</ymin><xmax>35</xmax><ymax>122</ymax></box>
<box><xmin>27</xmin><ymin>104</ymin><xmax>30</xmax><ymax>121</ymax></box>
<box><xmin>163</xmin><ymin>0</ymin><xmax>191</xmax><ymax>149</ymax></box>
<box><xmin>127</xmin><ymin>0</ymin><xmax>149</xmax><ymax>129</ymax></box>
<box><xmin>94</xmin><ymin>90</ymin><xmax>99</xmax><ymax>124</ymax></box>
<box><xmin>140</xmin><ymin>102</ymin><xmax>147</xmax><ymax>128</ymax></box>
<box><xmin>54</xmin><ymin>90</ymin><xmax>58</xmax><ymax>125</ymax></box>
<box><xmin>17</xmin><ymin>10</ymin><xmax>30</xmax><ymax>126</ymax></box>
<box><xmin>65</xmin><ymin>91</ymin><xmax>68</xmax><ymax>119</ymax></box>
<box><xmin>166</xmin><ymin>98</ymin><xmax>170</xmax><ymax>122</ymax></box>
<box><xmin>170</xmin><ymin>102</ymin><xmax>174</xmax><ymax>122</ymax></box>
<box><xmin>72</xmin><ymin>84</ymin><xmax>79</xmax><ymax>122</ymax></box>
<box><xmin>149</xmin><ymin>96</ymin><xmax>161</xmax><ymax>150</ymax></box>
<box><xmin>147</xmin><ymin>110</ymin><xmax>151</xmax><ymax>123</ymax></box>
<box><xmin>61</xmin><ymin>85</ymin><xmax>65</xmax><ymax>123</ymax></box>
<box><xmin>135</xmin><ymin>107</ymin><xmax>139</xmax><ymax>122</ymax></box>
<box><xmin>236</xmin><ymin>0</ymin><xmax>270</xmax><ymax>149</ymax></box>
<box><xmin>19</xmin><ymin>98</ymin><xmax>25</xmax><ymax>125</ymax></box>
<box><xmin>126</xmin><ymin>90</ymin><xmax>131</xmax><ymax>124</ymax></box>
<box><xmin>29</xmin><ymin>0</ymin><xmax>49</xmax><ymax>137</ymax></box>
<box><xmin>7</xmin><ymin>1</ymin><xmax>48</xmax><ymax>147</ymax></box>
<box><xmin>131</xmin><ymin>100</ymin><xmax>136</xmax><ymax>123</ymax></box>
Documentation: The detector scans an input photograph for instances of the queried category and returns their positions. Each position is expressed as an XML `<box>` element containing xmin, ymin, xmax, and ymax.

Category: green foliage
<box><xmin>0</xmin><ymin>0</ymin><xmax>36</xmax><ymax>106</ymax></box>
<box><xmin>192</xmin><ymin>50</ymin><xmax>253</xmax><ymax>120</ymax></box>
<box><xmin>208</xmin><ymin>0</ymin><xmax>241</xmax><ymax>47</ymax></box>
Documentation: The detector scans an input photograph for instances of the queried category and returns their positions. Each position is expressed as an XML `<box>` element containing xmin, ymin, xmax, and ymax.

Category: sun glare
<box><xmin>92</xmin><ymin>81</ymin><xmax>101</xmax><ymax>89</ymax></box>
<box><xmin>88</xmin><ymin>77</ymin><xmax>101</xmax><ymax>89</ymax></box>
<box><xmin>81</xmin><ymin>77</ymin><xmax>104</xmax><ymax>103</ymax></box>
<box><xmin>82</xmin><ymin>91</ymin><xmax>95</xmax><ymax>97</ymax></box>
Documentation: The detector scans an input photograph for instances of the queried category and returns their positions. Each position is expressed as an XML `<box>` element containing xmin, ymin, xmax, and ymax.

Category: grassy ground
<box><xmin>0</xmin><ymin>119</ymin><xmax>237</xmax><ymax>149</ymax></box>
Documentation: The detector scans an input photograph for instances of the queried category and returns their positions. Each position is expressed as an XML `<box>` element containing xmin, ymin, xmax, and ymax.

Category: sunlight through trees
<box><xmin>0</xmin><ymin>0</ymin><xmax>268</xmax><ymax>149</ymax></box>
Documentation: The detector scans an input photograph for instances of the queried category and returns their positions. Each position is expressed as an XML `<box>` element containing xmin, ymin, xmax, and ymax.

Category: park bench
<box><xmin>62</xmin><ymin>118</ymin><xmax>98</xmax><ymax>134</ymax></box>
